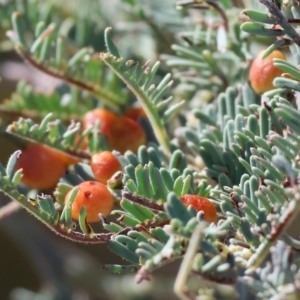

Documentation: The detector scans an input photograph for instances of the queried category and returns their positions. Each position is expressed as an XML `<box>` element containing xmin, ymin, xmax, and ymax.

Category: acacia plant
<box><xmin>1</xmin><ymin>0</ymin><xmax>300</xmax><ymax>299</ymax></box>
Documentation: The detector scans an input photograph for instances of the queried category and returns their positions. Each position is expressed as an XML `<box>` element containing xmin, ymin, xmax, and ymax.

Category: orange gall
<box><xmin>180</xmin><ymin>194</ymin><xmax>217</xmax><ymax>223</ymax></box>
<box><xmin>83</xmin><ymin>108</ymin><xmax>117</xmax><ymax>135</ymax></box>
<box><xmin>65</xmin><ymin>181</ymin><xmax>114</xmax><ymax>223</ymax></box>
<box><xmin>15</xmin><ymin>144</ymin><xmax>66</xmax><ymax>190</ymax></box>
<box><xmin>91</xmin><ymin>151</ymin><xmax>122</xmax><ymax>184</ymax></box>
<box><xmin>124</xmin><ymin>107</ymin><xmax>147</xmax><ymax>121</ymax></box>
<box><xmin>107</xmin><ymin>116</ymin><xmax>146</xmax><ymax>153</ymax></box>
<box><xmin>249</xmin><ymin>49</ymin><xmax>286</xmax><ymax>94</ymax></box>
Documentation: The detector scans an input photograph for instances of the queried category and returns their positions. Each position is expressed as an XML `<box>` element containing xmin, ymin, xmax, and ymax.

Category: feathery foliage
<box><xmin>1</xmin><ymin>0</ymin><xmax>300</xmax><ymax>299</ymax></box>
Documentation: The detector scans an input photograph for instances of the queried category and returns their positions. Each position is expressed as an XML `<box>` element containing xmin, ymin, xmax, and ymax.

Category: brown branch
<box><xmin>260</xmin><ymin>0</ymin><xmax>300</xmax><ymax>47</ymax></box>
<box><xmin>15</xmin><ymin>46</ymin><xmax>120</xmax><ymax>111</ymax></box>
<box><xmin>288</xmin><ymin>19</ymin><xmax>300</xmax><ymax>24</ymax></box>
<box><xmin>207</xmin><ymin>1</ymin><xmax>229</xmax><ymax>32</ymax></box>
<box><xmin>122</xmin><ymin>191</ymin><xmax>165</xmax><ymax>212</ymax></box>
<box><xmin>191</xmin><ymin>270</ymin><xmax>236</xmax><ymax>285</ymax></box>
<box><xmin>176</xmin><ymin>0</ymin><xmax>229</xmax><ymax>32</ymax></box>
<box><xmin>49</xmin><ymin>224</ymin><xmax>131</xmax><ymax>244</ymax></box>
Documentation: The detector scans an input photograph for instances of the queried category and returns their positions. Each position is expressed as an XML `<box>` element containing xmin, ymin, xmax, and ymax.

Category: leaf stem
<box><xmin>247</xmin><ymin>189</ymin><xmax>300</xmax><ymax>268</ymax></box>
<box><xmin>15</xmin><ymin>46</ymin><xmax>120</xmax><ymax>111</ymax></box>
<box><xmin>122</xmin><ymin>191</ymin><xmax>165</xmax><ymax>212</ymax></box>
<box><xmin>100</xmin><ymin>53</ymin><xmax>171</xmax><ymax>156</ymax></box>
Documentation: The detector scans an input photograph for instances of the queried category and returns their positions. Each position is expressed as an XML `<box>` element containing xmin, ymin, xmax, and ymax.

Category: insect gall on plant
<box><xmin>249</xmin><ymin>49</ymin><xmax>286</xmax><ymax>94</ymax></box>
<box><xmin>124</xmin><ymin>106</ymin><xmax>146</xmax><ymax>121</ymax></box>
<box><xmin>107</xmin><ymin>116</ymin><xmax>146</xmax><ymax>154</ymax></box>
<box><xmin>83</xmin><ymin>108</ymin><xmax>118</xmax><ymax>136</ymax></box>
<box><xmin>15</xmin><ymin>143</ymin><xmax>68</xmax><ymax>190</ymax></box>
<box><xmin>64</xmin><ymin>181</ymin><xmax>114</xmax><ymax>223</ymax></box>
<box><xmin>90</xmin><ymin>151</ymin><xmax>122</xmax><ymax>184</ymax></box>
<box><xmin>180</xmin><ymin>194</ymin><xmax>218</xmax><ymax>223</ymax></box>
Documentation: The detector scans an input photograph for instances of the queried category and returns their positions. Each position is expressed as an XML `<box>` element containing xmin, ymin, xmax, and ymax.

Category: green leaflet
<box><xmin>242</xmin><ymin>9</ymin><xmax>276</xmax><ymax>24</ymax></box>
<box><xmin>107</xmin><ymin>240</ymin><xmax>140</xmax><ymax>264</ymax></box>
<box><xmin>164</xmin><ymin>193</ymin><xmax>194</xmax><ymax>226</ymax></box>
<box><xmin>121</xmin><ymin>199</ymin><xmax>155</xmax><ymax>223</ymax></box>
<box><xmin>240</xmin><ymin>22</ymin><xmax>284</xmax><ymax>37</ymax></box>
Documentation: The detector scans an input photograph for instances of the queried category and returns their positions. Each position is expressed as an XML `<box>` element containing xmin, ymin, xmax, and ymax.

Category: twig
<box><xmin>207</xmin><ymin>1</ymin><xmax>229</xmax><ymax>32</ymax></box>
<box><xmin>49</xmin><ymin>224</ymin><xmax>131</xmax><ymax>244</ymax></box>
<box><xmin>247</xmin><ymin>189</ymin><xmax>300</xmax><ymax>268</ymax></box>
<box><xmin>174</xmin><ymin>223</ymin><xmax>206</xmax><ymax>300</ymax></box>
<box><xmin>122</xmin><ymin>191</ymin><xmax>165</xmax><ymax>212</ymax></box>
<box><xmin>260</xmin><ymin>0</ymin><xmax>300</xmax><ymax>47</ymax></box>
<box><xmin>177</xmin><ymin>0</ymin><xmax>229</xmax><ymax>32</ymax></box>
<box><xmin>0</xmin><ymin>201</ymin><xmax>22</xmax><ymax>220</ymax></box>
<box><xmin>15</xmin><ymin>46</ymin><xmax>120</xmax><ymax>111</ymax></box>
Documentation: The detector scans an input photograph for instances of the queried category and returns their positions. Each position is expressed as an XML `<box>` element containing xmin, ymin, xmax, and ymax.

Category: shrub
<box><xmin>1</xmin><ymin>0</ymin><xmax>300</xmax><ymax>299</ymax></box>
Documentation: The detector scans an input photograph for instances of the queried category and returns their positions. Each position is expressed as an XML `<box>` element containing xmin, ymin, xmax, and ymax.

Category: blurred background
<box><xmin>0</xmin><ymin>0</ymin><xmax>185</xmax><ymax>299</ymax></box>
